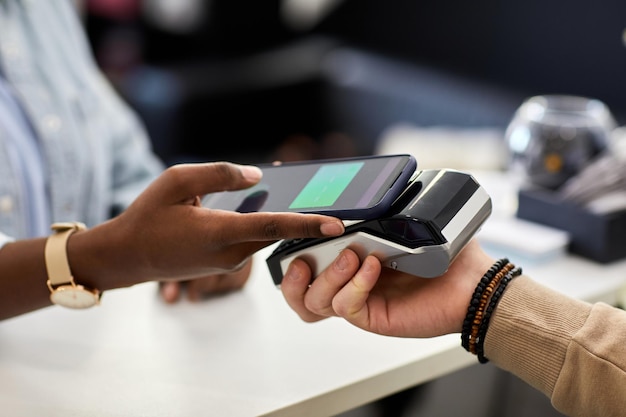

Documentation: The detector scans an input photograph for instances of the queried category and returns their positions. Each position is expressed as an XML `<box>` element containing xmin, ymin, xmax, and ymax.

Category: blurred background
<box><xmin>81</xmin><ymin>0</ymin><xmax>626</xmax><ymax>167</ymax></box>
<box><xmin>80</xmin><ymin>1</ymin><xmax>626</xmax><ymax>416</ymax></box>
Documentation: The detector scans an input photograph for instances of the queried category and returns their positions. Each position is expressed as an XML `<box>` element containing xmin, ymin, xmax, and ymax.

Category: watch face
<box><xmin>50</xmin><ymin>285</ymin><xmax>100</xmax><ymax>309</ymax></box>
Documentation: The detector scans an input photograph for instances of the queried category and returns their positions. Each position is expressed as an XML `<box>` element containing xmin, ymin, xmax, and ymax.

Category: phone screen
<box><xmin>289</xmin><ymin>161</ymin><xmax>363</xmax><ymax>209</ymax></box>
<box><xmin>203</xmin><ymin>155</ymin><xmax>416</xmax><ymax>219</ymax></box>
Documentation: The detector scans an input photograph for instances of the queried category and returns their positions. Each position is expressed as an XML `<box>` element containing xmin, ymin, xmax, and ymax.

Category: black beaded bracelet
<box><xmin>461</xmin><ymin>258</ymin><xmax>509</xmax><ymax>351</ymax></box>
<box><xmin>475</xmin><ymin>266</ymin><xmax>522</xmax><ymax>364</ymax></box>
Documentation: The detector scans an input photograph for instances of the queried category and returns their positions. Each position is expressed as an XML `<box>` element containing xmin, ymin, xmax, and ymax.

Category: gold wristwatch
<box><xmin>45</xmin><ymin>222</ymin><xmax>101</xmax><ymax>309</ymax></box>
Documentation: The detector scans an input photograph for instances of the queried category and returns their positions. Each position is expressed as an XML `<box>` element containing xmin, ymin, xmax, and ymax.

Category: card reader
<box><xmin>266</xmin><ymin>169</ymin><xmax>492</xmax><ymax>285</ymax></box>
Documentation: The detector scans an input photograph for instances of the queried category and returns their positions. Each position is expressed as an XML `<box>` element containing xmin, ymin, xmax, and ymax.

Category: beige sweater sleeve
<box><xmin>484</xmin><ymin>275</ymin><xmax>626</xmax><ymax>417</ymax></box>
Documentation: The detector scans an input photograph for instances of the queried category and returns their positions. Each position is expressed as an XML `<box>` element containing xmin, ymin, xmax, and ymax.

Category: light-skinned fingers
<box><xmin>332</xmin><ymin>255</ymin><xmax>382</xmax><ymax>323</ymax></box>
<box><xmin>302</xmin><ymin>249</ymin><xmax>362</xmax><ymax>317</ymax></box>
<box><xmin>281</xmin><ymin>258</ymin><xmax>325</xmax><ymax>323</ymax></box>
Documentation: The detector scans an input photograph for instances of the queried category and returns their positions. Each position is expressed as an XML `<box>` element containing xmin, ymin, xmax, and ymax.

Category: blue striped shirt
<box><xmin>0</xmin><ymin>70</ymin><xmax>50</xmax><ymax>237</ymax></box>
<box><xmin>0</xmin><ymin>0</ymin><xmax>164</xmax><ymax>247</ymax></box>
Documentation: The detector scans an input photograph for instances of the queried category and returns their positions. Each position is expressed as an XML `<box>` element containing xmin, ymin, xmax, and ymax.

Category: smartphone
<box><xmin>202</xmin><ymin>154</ymin><xmax>417</xmax><ymax>220</ymax></box>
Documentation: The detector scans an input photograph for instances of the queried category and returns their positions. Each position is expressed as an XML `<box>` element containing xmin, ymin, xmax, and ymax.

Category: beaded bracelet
<box><xmin>475</xmin><ymin>266</ymin><xmax>522</xmax><ymax>363</ymax></box>
<box><xmin>461</xmin><ymin>259</ymin><xmax>521</xmax><ymax>362</ymax></box>
<box><xmin>468</xmin><ymin>263</ymin><xmax>514</xmax><ymax>355</ymax></box>
<box><xmin>461</xmin><ymin>258</ymin><xmax>509</xmax><ymax>351</ymax></box>
<box><xmin>460</xmin><ymin>259</ymin><xmax>507</xmax><ymax>350</ymax></box>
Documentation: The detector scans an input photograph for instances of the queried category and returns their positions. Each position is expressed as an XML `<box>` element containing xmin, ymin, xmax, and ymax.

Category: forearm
<box><xmin>0</xmin><ymin>221</ymin><xmax>143</xmax><ymax>321</ymax></box>
<box><xmin>552</xmin><ymin>303</ymin><xmax>626</xmax><ymax>416</ymax></box>
<box><xmin>484</xmin><ymin>276</ymin><xmax>591</xmax><ymax>395</ymax></box>
<box><xmin>485</xmin><ymin>275</ymin><xmax>626</xmax><ymax>417</ymax></box>
<box><xmin>0</xmin><ymin>237</ymin><xmax>51</xmax><ymax>320</ymax></box>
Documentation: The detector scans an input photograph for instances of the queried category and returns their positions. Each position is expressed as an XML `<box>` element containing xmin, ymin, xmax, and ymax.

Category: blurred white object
<box><xmin>281</xmin><ymin>0</ymin><xmax>344</xmax><ymax>30</ymax></box>
<box><xmin>143</xmin><ymin>0</ymin><xmax>207</xmax><ymax>33</ymax></box>
<box><xmin>478</xmin><ymin>217</ymin><xmax>570</xmax><ymax>262</ymax></box>
<box><xmin>376</xmin><ymin>123</ymin><xmax>507</xmax><ymax>170</ymax></box>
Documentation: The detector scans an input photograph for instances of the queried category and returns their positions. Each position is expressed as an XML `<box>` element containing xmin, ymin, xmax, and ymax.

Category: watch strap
<box><xmin>45</xmin><ymin>222</ymin><xmax>86</xmax><ymax>287</ymax></box>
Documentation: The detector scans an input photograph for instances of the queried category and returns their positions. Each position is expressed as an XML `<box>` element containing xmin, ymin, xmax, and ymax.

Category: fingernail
<box><xmin>285</xmin><ymin>263</ymin><xmax>302</xmax><ymax>281</ymax></box>
<box><xmin>334</xmin><ymin>252</ymin><xmax>349</xmax><ymax>271</ymax></box>
<box><xmin>363</xmin><ymin>256</ymin><xmax>377</xmax><ymax>273</ymax></box>
<box><xmin>320</xmin><ymin>221</ymin><xmax>344</xmax><ymax>236</ymax></box>
<box><xmin>161</xmin><ymin>282</ymin><xmax>179</xmax><ymax>303</ymax></box>
<box><xmin>240</xmin><ymin>165</ymin><xmax>262</xmax><ymax>181</ymax></box>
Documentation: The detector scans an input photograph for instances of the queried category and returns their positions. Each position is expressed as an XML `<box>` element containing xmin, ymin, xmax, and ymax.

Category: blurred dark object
<box><xmin>116</xmin><ymin>34</ymin><xmax>523</xmax><ymax>164</ymax></box>
<box><xmin>517</xmin><ymin>188</ymin><xmax>626</xmax><ymax>263</ymax></box>
<box><xmin>315</xmin><ymin>0</ymin><xmax>626</xmax><ymax>111</ymax></box>
<box><xmin>85</xmin><ymin>0</ymin><xmax>144</xmax><ymax>83</ymax></box>
<box><xmin>505</xmin><ymin>95</ymin><xmax>615</xmax><ymax>190</ymax></box>
<box><xmin>87</xmin><ymin>0</ymin><xmax>141</xmax><ymax>20</ymax></box>
<box><xmin>558</xmin><ymin>132</ymin><xmax>626</xmax><ymax>208</ymax></box>
<box><xmin>85</xmin><ymin>0</ymin><xmax>626</xmax><ymax>165</ymax></box>
<box><xmin>142</xmin><ymin>0</ymin><xmax>295</xmax><ymax>61</ymax></box>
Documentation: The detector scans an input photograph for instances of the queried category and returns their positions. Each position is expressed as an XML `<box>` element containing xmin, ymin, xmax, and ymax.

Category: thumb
<box><xmin>146</xmin><ymin>162</ymin><xmax>262</xmax><ymax>204</ymax></box>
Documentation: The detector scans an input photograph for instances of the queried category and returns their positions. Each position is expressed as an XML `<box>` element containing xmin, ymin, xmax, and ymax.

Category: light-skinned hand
<box><xmin>280</xmin><ymin>240</ymin><xmax>494</xmax><ymax>338</ymax></box>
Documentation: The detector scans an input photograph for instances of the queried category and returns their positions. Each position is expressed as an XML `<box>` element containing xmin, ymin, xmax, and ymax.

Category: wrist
<box><xmin>447</xmin><ymin>242</ymin><xmax>495</xmax><ymax>334</ymax></box>
<box><xmin>66</xmin><ymin>219</ymin><xmax>144</xmax><ymax>292</ymax></box>
<box><xmin>461</xmin><ymin>258</ymin><xmax>523</xmax><ymax>363</ymax></box>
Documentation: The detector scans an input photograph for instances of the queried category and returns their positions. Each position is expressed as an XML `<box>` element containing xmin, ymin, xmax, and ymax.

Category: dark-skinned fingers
<box><xmin>187</xmin><ymin>262</ymin><xmax>252</xmax><ymax>301</ymax></box>
<box><xmin>186</xmin><ymin>276</ymin><xmax>220</xmax><ymax>301</ymax></box>
<box><xmin>160</xmin><ymin>281</ymin><xmax>182</xmax><ymax>304</ymax></box>
<box><xmin>207</xmin><ymin>211</ymin><xmax>344</xmax><ymax>243</ymax></box>
<box><xmin>148</xmin><ymin>162</ymin><xmax>263</xmax><ymax>204</ymax></box>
